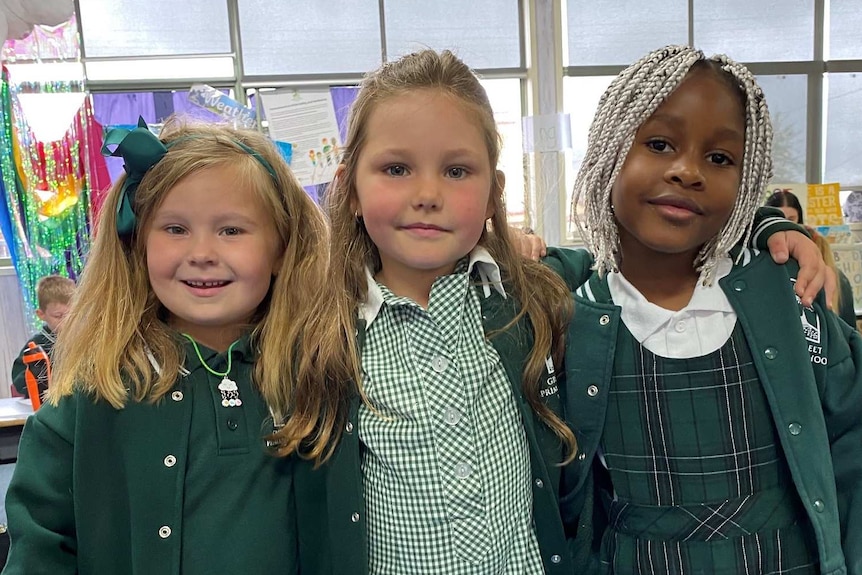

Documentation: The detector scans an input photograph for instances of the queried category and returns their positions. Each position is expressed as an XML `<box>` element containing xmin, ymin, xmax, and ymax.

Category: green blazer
<box><xmin>565</xmin><ymin>249</ymin><xmax>862</xmax><ymax>575</ymax></box>
<box><xmin>2</xmin><ymin>338</ymin><xmax>298</xmax><ymax>575</ymax></box>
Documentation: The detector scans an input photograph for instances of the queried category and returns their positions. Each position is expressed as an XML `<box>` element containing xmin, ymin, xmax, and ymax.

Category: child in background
<box><xmin>11</xmin><ymin>274</ymin><xmax>74</xmax><ymax>399</ymax></box>
<box><xmin>567</xmin><ymin>45</ymin><xmax>862</xmax><ymax>574</ymax></box>
<box><xmin>276</xmin><ymin>49</ymin><xmax>832</xmax><ymax>575</ymax></box>
<box><xmin>766</xmin><ymin>189</ymin><xmax>858</xmax><ymax>327</ymax></box>
<box><xmin>3</xmin><ymin>118</ymin><xmax>329</xmax><ymax>574</ymax></box>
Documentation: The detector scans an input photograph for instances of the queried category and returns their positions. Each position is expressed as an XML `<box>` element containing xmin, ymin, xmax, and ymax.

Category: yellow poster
<box><xmin>805</xmin><ymin>182</ymin><xmax>843</xmax><ymax>226</ymax></box>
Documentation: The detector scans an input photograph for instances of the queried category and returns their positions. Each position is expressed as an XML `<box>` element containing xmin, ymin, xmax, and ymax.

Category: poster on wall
<box><xmin>767</xmin><ymin>182</ymin><xmax>843</xmax><ymax>226</ymax></box>
<box><xmin>259</xmin><ymin>89</ymin><xmax>340</xmax><ymax>187</ymax></box>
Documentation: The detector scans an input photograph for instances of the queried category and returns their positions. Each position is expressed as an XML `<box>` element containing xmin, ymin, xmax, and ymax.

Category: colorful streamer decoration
<box><xmin>0</xmin><ymin>66</ymin><xmax>94</xmax><ymax>329</ymax></box>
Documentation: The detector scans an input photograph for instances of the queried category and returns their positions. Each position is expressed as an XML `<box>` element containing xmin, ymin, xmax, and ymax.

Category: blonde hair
<box><xmin>36</xmin><ymin>274</ymin><xmax>75</xmax><ymax>310</ymax></box>
<box><xmin>272</xmin><ymin>49</ymin><xmax>576</xmax><ymax>465</ymax></box>
<box><xmin>811</xmin><ymin>231</ymin><xmax>843</xmax><ymax>310</ymax></box>
<box><xmin>572</xmin><ymin>45</ymin><xmax>773</xmax><ymax>284</ymax></box>
<box><xmin>50</xmin><ymin>117</ymin><xmax>330</xmax><ymax>413</ymax></box>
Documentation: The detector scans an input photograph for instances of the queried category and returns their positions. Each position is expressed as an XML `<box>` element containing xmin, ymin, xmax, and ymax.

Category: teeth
<box><xmin>186</xmin><ymin>280</ymin><xmax>225</xmax><ymax>287</ymax></box>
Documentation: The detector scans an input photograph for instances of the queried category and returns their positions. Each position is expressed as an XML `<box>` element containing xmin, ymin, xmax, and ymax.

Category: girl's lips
<box><xmin>648</xmin><ymin>195</ymin><xmax>704</xmax><ymax>215</ymax></box>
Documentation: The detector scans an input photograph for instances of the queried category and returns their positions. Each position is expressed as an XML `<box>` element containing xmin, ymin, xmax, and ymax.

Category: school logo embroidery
<box><xmin>791</xmin><ymin>278</ymin><xmax>826</xmax><ymax>365</ymax></box>
<box><xmin>539</xmin><ymin>354</ymin><xmax>559</xmax><ymax>398</ymax></box>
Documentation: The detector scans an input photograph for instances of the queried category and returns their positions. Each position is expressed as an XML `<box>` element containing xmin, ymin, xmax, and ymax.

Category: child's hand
<box><xmin>767</xmin><ymin>230</ymin><xmax>836</xmax><ymax>308</ymax></box>
<box><xmin>511</xmin><ymin>227</ymin><xmax>547</xmax><ymax>260</ymax></box>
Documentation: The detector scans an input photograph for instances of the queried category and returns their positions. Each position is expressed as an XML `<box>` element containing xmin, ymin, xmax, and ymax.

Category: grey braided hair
<box><xmin>571</xmin><ymin>45</ymin><xmax>774</xmax><ymax>284</ymax></box>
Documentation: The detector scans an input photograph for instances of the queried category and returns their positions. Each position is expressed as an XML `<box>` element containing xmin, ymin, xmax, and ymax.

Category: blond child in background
<box><xmin>10</xmin><ymin>275</ymin><xmax>74</xmax><ymax>399</ymax></box>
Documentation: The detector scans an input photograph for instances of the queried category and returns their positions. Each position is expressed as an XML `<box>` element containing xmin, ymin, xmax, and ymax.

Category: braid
<box><xmin>571</xmin><ymin>45</ymin><xmax>773</xmax><ymax>284</ymax></box>
<box><xmin>695</xmin><ymin>55</ymin><xmax>773</xmax><ymax>281</ymax></box>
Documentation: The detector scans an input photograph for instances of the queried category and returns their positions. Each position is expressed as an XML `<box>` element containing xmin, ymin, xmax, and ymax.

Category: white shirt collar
<box><xmin>607</xmin><ymin>256</ymin><xmax>735</xmax><ymax>343</ymax></box>
<box><xmin>359</xmin><ymin>246</ymin><xmax>506</xmax><ymax>327</ymax></box>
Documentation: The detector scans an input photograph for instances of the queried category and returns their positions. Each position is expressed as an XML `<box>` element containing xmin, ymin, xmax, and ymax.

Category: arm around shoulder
<box><xmin>542</xmin><ymin>247</ymin><xmax>595</xmax><ymax>291</ymax></box>
<box><xmin>3</xmin><ymin>395</ymin><xmax>79</xmax><ymax>574</ymax></box>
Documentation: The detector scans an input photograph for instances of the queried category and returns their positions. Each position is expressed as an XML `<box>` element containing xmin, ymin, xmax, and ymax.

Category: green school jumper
<box><xmin>3</xmin><ymin>335</ymin><xmax>297</xmax><ymax>575</ymax></box>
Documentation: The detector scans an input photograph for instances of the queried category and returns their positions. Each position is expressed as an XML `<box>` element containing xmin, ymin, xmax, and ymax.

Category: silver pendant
<box><xmin>218</xmin><ymin>377</ymin><xmax>242</xmax><ymax>407</ymax></box>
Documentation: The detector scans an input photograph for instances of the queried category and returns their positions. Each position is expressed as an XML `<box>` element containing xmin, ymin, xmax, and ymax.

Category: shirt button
<box><xmin>345</xmin><ymin>421</ymin><xmax>354</xmax><ymax>433</ymax></box>
<box><xmin>577</xmin><ymin>452</ymin><xmax>586</xmax><ymax>461</ymax></box>
<box><xmin>454</xmin><ymin>462</ymin><xmax>472</xmax><ymax>479</ymax></box>
<box><xmin>431</xmin><ymin>355</ymin><xmax>450</xmax><ymax>373</ymax></box>
<box><xmin>351</xmin><ymin>512</ymin><xmax>360</xmax><ymax>522</ymax></box>
<box><xmin>551</xmin><ymin>554</ymin><xmax>562</xmax><ymax>564</ymax></box>
<box><xmin>163</xmin><ymin>455</ymin><xmax>177</xmax><ymax>467</ymax></box>
<box><xmin>158</xmin><ymin>526</ymin><xmax>171</xmax><ymax>539</ymax></box>
<box><xmin>587</xmin><ymin>385</ymin><xmax>599</xmax><ymax>397</ymax></box>
<box><xmin>788</xmin><ymin>422</ymin><xmax>802</xmax><ymax>435</ymax></box>
<box><xmin>764</xmin><ymin>347</ymin><xmax>778</xmax><ymax>360</ymax></box>
<box><xmin>813</xmin><ymin>499</ymin><xmax>825</xmax><ymax>512</ymax></box>
<box><xmin>733</xmin><ymin>280</ymin><xmax>747</xmax><ymax>292</ymax></box>
<box><xmin>534</xmin><ymin>478</ymin><xmax>544</xmax><ymax>488</ymax></box>
<box><xmin>674</xmin><ymin>320</ymin><xmax>686</xmax><ymax>333</ymax></box>
<box><xmin>443</xmin><ymin>407</ymin><xmax>461</xmax><ymax>426</ymax></box>
<box><xmin>226</xmin><ymin>419</ymin><xmax>238</xmax><ymax>431</ymax></box>
<box><xmin>171</xmin><ymin>391</ymin><xmax>183</xmax><ymax>401</ymax></box>
<box><xmin>599</xmin><ymin>314</ymin><xmax>610</xmax><ymax>325</ymax></box>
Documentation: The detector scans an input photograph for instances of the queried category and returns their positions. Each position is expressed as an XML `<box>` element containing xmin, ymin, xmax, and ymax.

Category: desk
<box><xmin>0</xmin><ymin>398</ymin><xmax>33</xmax><ymax>462</ymax></box>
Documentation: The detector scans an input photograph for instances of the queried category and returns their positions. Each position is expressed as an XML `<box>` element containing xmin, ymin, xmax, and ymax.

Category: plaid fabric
<box><xmin>358</xmin><ymin>262</ymin><xmax>543</xmax><ymax>574</ymax></box>
<box><xmin>599</xmin><ymin>323</ymin><xmax>819</xmax><ymax>574</ymax></box>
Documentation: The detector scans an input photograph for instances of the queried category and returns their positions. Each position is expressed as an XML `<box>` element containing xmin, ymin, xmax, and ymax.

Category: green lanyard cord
<box><xmin>181</xmin><ymin>333</ymin><xmax>239</xmax><ymax>378</ymax></box>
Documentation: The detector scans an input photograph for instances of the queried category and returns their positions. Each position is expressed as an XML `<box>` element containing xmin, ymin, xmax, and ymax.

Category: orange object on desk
<box><xmin>21</xmin><ymin>342</ymin><xmax>50</xmax><ymax>411</ymax></box>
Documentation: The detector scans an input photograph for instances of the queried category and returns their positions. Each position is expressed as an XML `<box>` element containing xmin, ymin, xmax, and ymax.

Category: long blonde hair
<box><xmin>273</xmin><ymin>49</ymin><xmax>576</xmax><ymax>465</ymax></box>
<box><xmin>50</xmin><ymin>117</ymin><xmax>330</xmax><ymax>416</ymax></box>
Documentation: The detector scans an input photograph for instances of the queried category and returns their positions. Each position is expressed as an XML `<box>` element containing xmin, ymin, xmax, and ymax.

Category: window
<box><xmin>238</xmin><ymin>0</ymin><xmax>382</xmax><ymax>76</ymax></box>
<box><xmin>79</xmin><ymin>0</ymin><xmax>231</xmax><ymax>58</ymax></box>
<box><xmin>385</xmin><ymin>0</ymin><xmax>522</xmax><ymax>69</ymax></box>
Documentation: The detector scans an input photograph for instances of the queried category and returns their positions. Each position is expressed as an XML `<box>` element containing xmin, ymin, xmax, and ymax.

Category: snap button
<box><xmin>587</xmin><ymin>385</ymin><xmax>599</xmax><ymax>397</ymax></box>
<box><xmin>577</xmin><ymin>452</ymin><xmax>586</xmax><ymax>461</ymax></box>
<box><xmin>534</xmin><ymin>478</ymin><xmax>544</xmax><ymax>488</ymax></box>
<box><xmin>431</xmin><ymin>355</ymin><xmax>450</xmax><ymax>373</ymax></box>
<box><xmin>226</xmin><ymin>419</ymin><xmax>238</xmax><ymax>431</ymax></box>
<box><xmin>599</xmin><ymin>314</ymin><xmax>610</xmax><ymax>325</ymax></box>
<box><xmin>551</xmin><ymin>554</ymin><xmax>562</xmax><ymax>564</ymax></box>
<box><xmin>163</xmin><ymin>455</ymin><xmax>177</xmax><ymax>467</ymax></box>
<box><xmin>813</xmin><ymin>499</ymin><xmax>825</xmax><ymax>512</ymax></box>
<box><xmin>351</xmin><ymin>512</ymin><xmax>360</xmax><ymax>523</ymax></box>
<box><xmin>443</xmin><ymin>407</ymin><xmax>461</xmax><ymax>426</ymax></box>
<box><xmin>345</xmin><ymin>421</ymin><xmax>354</xmax><ymax>433</ymax></box>
<box><xmin>733</xmin><ymin>280</ymin><xmax>747</xmax><ymax>292</ymax></box>
<box><xmin>454</xmin><ymin>462</ymin><xmax>473</xmax><ymax>479</ymax></box>
<box><xmin>171</xmin><ymin>391</ymin><xmax>183</xmax><ymax>401</ymax></box>
<box><xmin>788</xmin><ymin>422</ymin><xmax>802</xmax><ymax>435</ymax></box>
<box><xmin>764</xmin><ymin>347</ymin><xmax>778</xmax><ymax>360</ymax></box>
<box><xmin>158</xmin><ymin>525</ymin><xmax>171</xmax><ymax>538</ymax></box>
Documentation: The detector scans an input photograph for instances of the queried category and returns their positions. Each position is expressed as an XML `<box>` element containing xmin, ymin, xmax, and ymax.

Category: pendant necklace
<box><xmin>183</xmin><ymin>335</ymin><xmax>242</xmax><ymax>408</ymax></box>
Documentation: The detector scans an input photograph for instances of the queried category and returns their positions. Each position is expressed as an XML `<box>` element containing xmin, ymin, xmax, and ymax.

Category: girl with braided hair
<box><xmin>566</xmin><ymin>45</ymin><xmax>862</xmax><ymax>574</ymax></box>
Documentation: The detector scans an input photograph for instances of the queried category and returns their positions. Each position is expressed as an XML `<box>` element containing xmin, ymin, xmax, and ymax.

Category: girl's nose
<box><xmin>412</xmin><ymin>176</ymin><xmax>443</xmax><ymax>210</ymax></box>
<box><xmin>188</xmin><ymin>236</ymin><xmax>218</xmax><ymax>265</ymax></box>
<box><xmin>665</xmin><ymin>154</ymin><xmax>704</xmax><ymax>189</ymax></box>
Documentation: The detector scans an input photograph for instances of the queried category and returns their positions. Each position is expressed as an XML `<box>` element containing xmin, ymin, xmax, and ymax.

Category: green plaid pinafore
<box><xmin>598</xmin><ymin>322</ymin><xmax>819</xmax><ymax>574</ymax></box>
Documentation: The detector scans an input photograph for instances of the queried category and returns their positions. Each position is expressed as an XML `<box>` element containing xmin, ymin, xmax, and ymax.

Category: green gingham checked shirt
<box><xmin>358</xmin><ymin>248</ymin><xmax>544</xmax><ymax>574</ymax></box>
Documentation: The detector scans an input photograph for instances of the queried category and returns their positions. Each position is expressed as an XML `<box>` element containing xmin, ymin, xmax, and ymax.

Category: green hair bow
<box><xmin>101</xmin><ymin>117</ymin><xmax>167</xmax><ymax>239</ymax></box>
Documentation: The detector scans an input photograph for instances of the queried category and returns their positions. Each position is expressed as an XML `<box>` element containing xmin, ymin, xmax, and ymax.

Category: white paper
<box><xmin>260</xmin><ymin>89</ymin><xmax>341</xmax><ymax>186</ymax></box>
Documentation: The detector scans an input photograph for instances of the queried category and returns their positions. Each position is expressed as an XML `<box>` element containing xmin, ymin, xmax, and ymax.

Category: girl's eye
<box><xmin>221</xmin><ymin>227</ymin><xmax>242</xmax><ymax>236</ymax></box>
<box><xmin>708</xmin><ymin>152</ymin><xmax>734</xmax><ymax>166</ymax></box>
<box><xmin>165</xmin><ymin>225</ymin><xmax>186</xmax><ymax>235</ymax></box>
<box><xmin>645</xmin><ymin>139</ymin><xmax>671</xmax><ymax>153</ymax></box>
<box><xmin>385</xmin><ymin>165</ymin><xmax>407</xmax><ymax>177</ymax></box>
<box><xmin>447</xmin><ymin>167</ymin><xmax>467</xmax><ymax>179</ymax></box>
